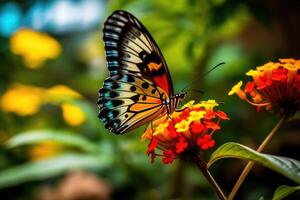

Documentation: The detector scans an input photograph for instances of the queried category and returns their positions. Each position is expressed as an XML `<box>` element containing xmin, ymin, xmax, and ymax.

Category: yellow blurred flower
<box><xmin>1</xmin><ymin>83</ymin><xmax>85</xmax><ymax>126</ymax></box>
<box><xmin>29</xmin><ymin>141</ymin><xmax>61</xmax><ymax>160</ymax></box>
<box><xmin>46</xmin><ymin>85</ymin><xmax>82</xmax><ymax>103</ymax></box>
<box><xmin>62</xmin><ymin>103</ymin><xmax>86</xmax><ymax>126</ymax></box>
<box><xmin>1</xmin><ymin>84</ymin><xmax>44</xmax><ymax>116</ymax></box>
<box><xmin>10</xmin><ymin>28</ymin><xmax>61</xmax><ymax>69</ymax></box>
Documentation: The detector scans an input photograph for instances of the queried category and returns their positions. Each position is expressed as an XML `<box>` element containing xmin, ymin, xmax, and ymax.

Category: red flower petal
<box><xmin>167</xmin><ymin>121</ymin><xmax>178</xmax><ymax>138</ymax></box>
<box><xmin>180</xmin><ymin>109</ymin><xmax>190</xmax><ymax>120</ymax></box>
<box><xmin>204</xmin><ymin>121</ymin><xmax>220</xmax><ymax>130</ymax></box>
<box><xmin>272</xmin><ymin>67</ymin><xmax>288</xmax><ymax>81</ymax></box>
<box><xmin>257</xmin><ymin>74</ymin><xmax>272</xmax><ymax>90</ymax></box>
<box><xmin>244</xmin><ymin>81</ymin><xmax>255</xmax><ymax>93</ymax></box>
<box><xmin>175</xmin><ymin>136</ymin><xmax>188</xmax><ymax>153</ymax></box>
<box><xmin>216</xmin><ymin>110</ymin><xmax>229</xmax><ymax>120</ymax></box>
<box><xmin>197</xmin><ymin>134</ymin><xmax>215</xmax><ymax>150</ymax></box>
<box><xmin>147</xmin><ymin>137</ymin><xmax>158</xmax><ymax>155</ymax></box>
<box><xmin>190</xmin><ymin>121</ymin><xmax>205</xmax><ymax>134</ymax></box>
<box><xmin>204</xmin><ymin>111</ymin><xmax>216</xmax><ymax>119</ymax></box>
<box><xmin>162</xmin><ymin>150</ymin><xmax>175</xmax><ymax>164</ymax></box>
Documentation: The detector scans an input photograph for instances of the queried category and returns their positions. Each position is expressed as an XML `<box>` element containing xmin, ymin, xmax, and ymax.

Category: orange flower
<box><xmin>229</xmin><ymin>58</ymin><xmax>300</xmax><ymax>116</ymax></box>
<box><xmin>142</xmin><ymin>100</ymin><xmax>229</xmax><ymax>164</ymax></box>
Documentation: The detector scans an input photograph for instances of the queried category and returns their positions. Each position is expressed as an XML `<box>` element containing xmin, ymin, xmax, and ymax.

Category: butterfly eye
<box><xmin>180</xmin><ymin>93</ymin><xmax>185</xmax><ymax>99</ymax></box>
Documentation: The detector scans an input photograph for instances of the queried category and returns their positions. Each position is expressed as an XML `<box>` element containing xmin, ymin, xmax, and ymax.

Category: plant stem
<box><xmin>192</xmin><ymin>155</ymin><xmax>227</xmax><ymax>200</ymax></box>
<box><xmin>169</xmin><ymin>161</ymin><xmax>185</xmax><ymax>198</ymax></box>
<box><xmin>228</xmin><ymin>116</ymin><xmax>287</xmax><ymax>200</ymax></box>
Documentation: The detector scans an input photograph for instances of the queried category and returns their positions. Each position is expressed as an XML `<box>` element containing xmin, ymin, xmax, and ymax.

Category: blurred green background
<box><xmin>0</xmin><ymin>0</ymin><xmax>299</xmax><ymax>199</ymax></box>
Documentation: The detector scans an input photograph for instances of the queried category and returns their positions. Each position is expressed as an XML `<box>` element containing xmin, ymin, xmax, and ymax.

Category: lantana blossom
<box><xmin>141</xmin><ymin>100</ymin><xmax>229</xmax><ymax>164</ymax></box>
<box><xmin>228</xmin><ymin>58</ymin><xmax>300</xmax><ymax>116</ymax></box>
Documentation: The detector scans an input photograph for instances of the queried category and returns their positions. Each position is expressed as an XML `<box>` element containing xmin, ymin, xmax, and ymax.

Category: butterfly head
<box><xmin>174</xmin><ymin>91</ymin><xmax>187</xmax><ymax>105</ymax></box>
<box><xmin>178</xmin><ymin>92</ymin><xmax>186</xmax><ymax>100</ymax></box>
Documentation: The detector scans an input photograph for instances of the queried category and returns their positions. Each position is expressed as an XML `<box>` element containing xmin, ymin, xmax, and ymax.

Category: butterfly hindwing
<box><xmin>98</xmin><ymin>73</ymin><xmax>168</xmax><ymax>134</ymax></box>
<box><xmin>103</xmin><ymin>10</ymin><xmax>173</xmax><ymax>96</ymax></box>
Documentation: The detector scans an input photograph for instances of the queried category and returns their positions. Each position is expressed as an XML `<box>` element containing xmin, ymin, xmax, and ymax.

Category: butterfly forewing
<box><xmin>103</xmin><ymin>10</ymin><xmax>173</xmax><ymax>95</ymax></box>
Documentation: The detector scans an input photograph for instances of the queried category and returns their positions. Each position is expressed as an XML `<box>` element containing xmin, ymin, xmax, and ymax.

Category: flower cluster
<box><xmin>1</xmin><ymin>83</ymin><xmax>85</xmax><ymax>126</ymax></box>
<box><xmin>228</xmin><ymin>58</ymin><xmax>300</xmax><ymax>116</ymax></box>
<box><xmin>10</xmin><ymin>28</ymin><xmax>61</xmax><ymax>69</ymax></box>
<box><xmin>142</xmin><ymin>100</ymin><xmax>229</xmax><ymax>164</ymax></box>
<box><xmin>1</xmin><ymin>84</ymin><xmax>44</xmax><ymax>116</ymax></box>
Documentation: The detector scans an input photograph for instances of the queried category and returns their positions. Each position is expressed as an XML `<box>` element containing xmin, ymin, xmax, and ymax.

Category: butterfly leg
<box><xmin>150</xmin><ymin>120</ymin><xmax>154</xmax><ymax>135</ymax></box>
<box><xmin>175</xmin><ymin>107</ymin><xmax>189</xmax><ymax>112</ymax></box>
<box><xmin>166</xmin><ymin>113</ymin><xmax>173</xmax><ymax>121</ymax></box>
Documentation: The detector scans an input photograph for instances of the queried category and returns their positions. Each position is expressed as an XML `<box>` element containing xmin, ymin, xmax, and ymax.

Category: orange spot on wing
<box><xmin>148</xmin><ymin>62</ymin><xmax>162</xmax><ymax>71</ymax></box>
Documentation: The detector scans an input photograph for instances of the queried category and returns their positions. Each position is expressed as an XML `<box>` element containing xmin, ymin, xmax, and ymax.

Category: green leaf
<box><xmin>272</xmin><ymin>185</ymin><xmax>300</xmax><ymax>200</ymax></box>
<box><xmin>208</xmin><ymin>142</ymin><xmax>300</xmax><ymax>183</ymax></box>
<box><xmin>0</xmin><ymin>153</ymin><xmax>112</xmax><ymax>189</ymax></box>
<box><xmin>6</xmin><ymin>129</ymin><xmax>99</xmax><ymax>154</ymax></box>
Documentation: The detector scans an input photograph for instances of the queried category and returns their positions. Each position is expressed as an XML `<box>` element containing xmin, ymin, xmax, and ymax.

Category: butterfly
<box><xmin>98</xmin><ymin>10</ymin><xmax>186</xmax><ymax>134</ymax></box>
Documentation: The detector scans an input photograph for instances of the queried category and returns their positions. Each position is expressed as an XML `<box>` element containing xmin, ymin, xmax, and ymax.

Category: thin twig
<box><xmin>228</xmin><ymin>116</ymin><xmax>288</xmax><ymax>200</ymax></box>
<box><xmin>192</xmin><ymin>155</ymin><xmax>227</xmax><ymax>200</ymax></box>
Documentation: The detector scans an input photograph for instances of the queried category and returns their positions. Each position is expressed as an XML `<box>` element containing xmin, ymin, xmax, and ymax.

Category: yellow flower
<box><xmin>170</xmin><ymin>110</ymin><xmax>182</xmax><ymax>119</ymax></box>
<box><xmin>29</xmin><ymin>141</ymin><xmax>61</xmax><ymax>160</ymax></box>
<box><xmin>195</xmin><ymin>100</ymin><xmax>219</xmax><ymax>110</ymax></box>
<box><xmin>153</xmin><ymin>122</ymin><xmax>169</xmax><ymax>136</ymax></box>
<box><xmin>182</xmin><ymin>100</ymin><xmax>195</xmax><ymax>108</ymax></box>
<box><xmin>46</xmin><ymin>85</ymin><xmax>82</xmax><ymax>103</ymax></box>
<box><xmin>188</xmin><ymin>111</ymin><xmax>206</xmax><ymax>121</ymax></box>
<box><xmin>279</xmin><ymin>58</ymin><xmax>297</xmax><ymax>64</ymax></box>
<box><xmin>1</xmin><ymin>84</ymin><xmax>44</xmax><ymax>116</ymax></box>
<box><xmin>228</xmin><ymin>81</ymin><xmax>246</xmax><ymax>100</ymax></box>
<box><xmin>10</xmin><ymin>28</ymin><xmax>61</xmax><ymax>69</ymax></box>
<box><xmin>175</xmin><ymin>119</ymin><xmax>191</xmax><ymax>132</ymax></box>
<box><xmin>62</xmin><ymin>103</ymin><xmax>86</xmax><ymax>126</ymax></box>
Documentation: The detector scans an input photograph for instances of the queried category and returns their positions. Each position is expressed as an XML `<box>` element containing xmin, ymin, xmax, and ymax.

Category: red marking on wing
<box><xmin>153</xmin><ymin>74</ymin><xmax>170</xmax><ymax>95</ymax></box>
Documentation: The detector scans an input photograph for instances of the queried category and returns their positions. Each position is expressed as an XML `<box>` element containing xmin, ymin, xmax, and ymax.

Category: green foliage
<box><xmin>208</xmin><ymin>142</ymin><xmax>300</xmax><ymax>183</ymax></box>
<box><xmin>0</xmin><ymin>153</ymin><xmax>113</xmax><ymax>189</ymax></box>
<box><xmin>6</xmin><ymin>129</ymin><xmax>99</xmax><ymax>154</ymax></box>
<box><xmin>272</xmin><ymin>185</ymin><xmax>300</xmax><ymax>200</ymax></box>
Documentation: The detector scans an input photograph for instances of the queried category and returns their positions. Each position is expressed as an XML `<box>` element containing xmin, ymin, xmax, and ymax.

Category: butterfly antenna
<box><xmin>182</xmin><ymin>62</ymin><xmax>226</xmax><ymax>92</ymax></box>
<box><xmin>185</xmin><ymin>89</ymin><xmax>204</xmax><ymax>95</ymax></box>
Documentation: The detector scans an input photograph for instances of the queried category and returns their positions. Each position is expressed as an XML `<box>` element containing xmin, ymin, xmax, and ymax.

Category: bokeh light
<box><xmin>0</xmin><ymin>2</ymin><xmax>21</xmax><ymax>36</ymax></box>
<box><xmin>10</xmin><ymin>28</ymin><xmax>61</xmax><ymax>69</ymax></box>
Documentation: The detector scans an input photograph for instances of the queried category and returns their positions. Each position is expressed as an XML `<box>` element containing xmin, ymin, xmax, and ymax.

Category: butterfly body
<box><xmin>98</xmin><ymin>10</ymin><xmax>186</xmax><ymax>134</ymax></box>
